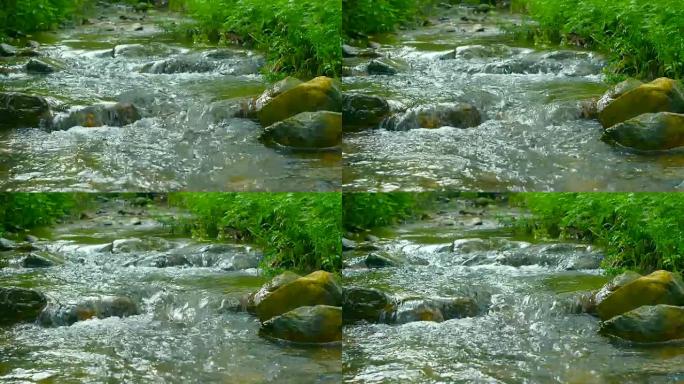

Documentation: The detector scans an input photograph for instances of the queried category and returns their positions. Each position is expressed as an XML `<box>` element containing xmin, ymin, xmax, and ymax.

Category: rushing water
<box><xmin>0</xmin><ymin>198</ymin><xmax>341</xmax><ymax>383</ymax></box>
<box><xmin>0</xmin><ymin>4</ymin><xmax>340</xmax><ymax>192</ymax></box>
<box><xmin>343</xmin><ymin>6</ymin><xmax>684</xmax><ymax>192</ymax></box>
<box><xmin>343</xmin><ymin>200</ymin><xmax>684</xmax><ymax>383</ymax></box>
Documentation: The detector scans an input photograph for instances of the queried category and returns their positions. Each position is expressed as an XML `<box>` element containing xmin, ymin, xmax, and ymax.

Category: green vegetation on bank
<box><xmin>512</xmin><ymin>0</ymin><xmax>684</xmax><ymax>80</ymax></box>
<box><xmin>0</xmin><ymin>193</ymin><xmax>88</xmax><ymax>235</ymax></box>
<box><xmin>0</xmin><ymin>0</ymin><xmax>94</xmax><ymax>37</ymax></box>
<box><xmin>172</xmin><ymin>0</ymin><xmax>341</xmax><ymax>78</ymax></box>
<box><xmin>510</xmin><ymin>193</ymin><xmax>684</xmax><ymax>273</ymax></box>
<box><xmin>343</xmin><ymin>0</ymin><xmax>436</xmax><ymax>37</ymax></box>
<box><xmin>343</xmin><ymin>192</ymin><xmax>436</xmax><ymax>230</ymax></box>
<box><xmin>168</xmin><ymin>193</ymin><xmax>341</xmax><ymax>273</ymax></box>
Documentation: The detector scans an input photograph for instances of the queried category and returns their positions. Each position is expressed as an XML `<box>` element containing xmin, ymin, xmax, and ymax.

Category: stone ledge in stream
<box><xmin>52</xmin><ymin>102</ymin><xmax>142</xmax><ymax>130</ymax></box>
<box><xmin>342</xmin><ymin>93</ymin><xmax>391</xmax><ymax>132</ymax></box>
<box><xmin>139</xmin><ymin>52</ymin><xmax>263</xmax><ymax>75</ymax></box>
<box><xmin>381</xmin><ymin>102</ymin><xmax>482</xmax><ymax>131</ymax></box>
<box><xmin>259</xmin><ymin>111</ymin><xmax>341</xmax><ymax>150</ymax></box>
<box><xmin>599</xmin><ymin>304</ymin><xmax>684</xmax><ymax>343</ymax></box>
<box><xmin>602</xmin><ymin>112</ymin><xmax>684</xmax><ymax>151</ymax></box>
<box><xmin>38</xmin><ymin>296</ymin><xmax>139</xmax><ymax>327</ymax></box>
<box><xmin>0</xmin><ymin>287</ymin><xmax>48</xmax><ymax>325</ymax></box>
<box><xmin>0</xmin><ymin>92</ymin><xmax>53</xmax><ymax>130</ymax></box>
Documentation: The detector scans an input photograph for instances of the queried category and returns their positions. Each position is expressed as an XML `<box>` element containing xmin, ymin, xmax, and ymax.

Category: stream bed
<box><xmin>0</xmin><ymin>3</ymin><xmax>340</xmax><ymax>192</ymax></box>
<box><xmin>343</xmin><ymin>199</ymin><xmax>684</xmax><ymax>383</ymax></box>
<box><xmin>0</xmin><ymin>197</ymin><xmax>340</xmax><ymax>383</ymax></box>
<box><xmin>343</xmin><ymin>5</ymin><xmax>684</xmax><ymax>192</ymax></box>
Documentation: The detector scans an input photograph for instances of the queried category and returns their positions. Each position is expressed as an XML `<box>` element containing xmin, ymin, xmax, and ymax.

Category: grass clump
<box><xmin>171</xmin><ymin>0</ymin><xmax>341</xmax><ymax>79</ymax></box>
<box><xmin>168</xmin><ymin>193</ymin><xmax>341</xmax><ymax>274</ymax></box>
<box><xmin>343</xmin><ymin>192</ymin><xmax>436</xmax><ymax>231</ymax></box>
<box><xmin>0</xmin><ymin>193</ymin><xmax>89</xmax><ymax>235</ymax></box>
<box><xmin>511</xmin><ymin>0</ymin><xmax>684</xmax><ymax>80</ymax></box>
<box><xmin>0</xmin><ymin>0</ymin><xmax>95</xmax><ymax>37</ymax></box>
<box><xmin>509</xmin><ymin>193</ymin><xmax>684</xmax><ymax>273</ymax></box>
<box><xmin>343</xmin><ymin>0</ymin><xmax>443</xmax><ymax>38</ymax></box>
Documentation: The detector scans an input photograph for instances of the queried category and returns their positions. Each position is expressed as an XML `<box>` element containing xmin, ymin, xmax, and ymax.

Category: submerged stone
<box><xmin>342</xmin><ymin>93</ymin><xmax>391</xmax><ymax>131</ymax></box>
<box><xmin>25</xmin><ymin>58</ymin><xmax>59</xmax><ymax>74</ymax></box>
<box><xmin>53</xmin><ymin>102</ymin><xmax>141</xmax><ymax>129</ymax></box>
<box><xmin>38</xmin><ymin>296</ymin><xmax>139</xmax><ymax>326</ymax></box>
<box><xmin>0</xmin><ymin>43</ymin><xmax>17</xmax><ymax>57</ymax></box>
<box><xmin>19</xmin><ymin>253</ymin><xmax>55</xmax><ymax>268</ymax></box>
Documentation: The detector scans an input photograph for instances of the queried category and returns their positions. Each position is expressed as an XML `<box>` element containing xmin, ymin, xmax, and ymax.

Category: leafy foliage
<box><xmin>168</xmin><ymin>193</ymin><xmax>341</xmax><ymax>273</ymax></box>
<box><xmin>509</xmin><ymin>193</ymin><xmax>684</xmax><ymax>273</ymax></box>
<box><xmin>512</xmin><ymin>0</ymin><xmax>684</xmax><ymax>80</ymax></box>
<box><xmin>0</xmin><ymin>193</ymin><xmax>89</xmax><ymax>234</ymax></box>
<box><xmin>0</xmin><ymin>0</ymin><xmax>94</xmax><ymax>36</ymax></box>
<box><xmin>343</xmin><ymin>0</ymin><xmax>439</xmax><ymax>37</ymax></box>
<box><xmin>343</xmin><ymin>192</ymin><xmax>435</xmax><ymax>230</ymax></box>
<box><xmin>173</xmin><ymin>0</ymin><xmax>341</xmax><ymax>79</ymax></box>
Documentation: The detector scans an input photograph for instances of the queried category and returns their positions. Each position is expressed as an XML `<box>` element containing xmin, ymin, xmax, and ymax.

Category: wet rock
<box><xmin>598</xmin><ymin>78</ymin><xmax>684</xmax><ymax>128</ymax></box>
<box><xmin>112</xmin><ymin>237</ymin><xmax>170</xmax><ymax>253</ymax></box>
<box><xmin>434</xmin><ymin>297</ymin><xmax>480</xmax><ymax>319</ymax></box>
<box><xmin>257</xmin><ymin>76</ymin><xmax>342</xmax><ymax>127</ymax></box>
<box><xmin>0</xmin><ymin>92</ymin><xmax>52</xmax><ymax>129</ymax></box>
<box><xmin>0</xmin><ymin>287</ymin><xmax>47</xmax><ymax>325</ymax></box>
<box><xmin>600</xmin><ymin>304</ymin><xmax>684</xmax><ymax>343</ymax></box>
<box><xmin>342</xmin><ymin>44</ymin><xmax>359</xmax><ymax>58</ymax></box>
<box><xmin>17</xmin><ymin>49</ymin><xmax>40</xmax><ymax>57</ymax></box>
<box><xmin>365</xmin><ymin>251</ymin><xmax>408</xmax><ymax>268</ymax></box>
<box><xmin>217</xmin><ymin>252</ymin><xmax>261</xmax><ymax>271</ymax></box>
<box><xmin>19</xmin><ymin>253</ymin><xmax>55</xmax><ymax>268</ymax></box>
<box><xmin>255</xmin><ymin>270</ymin><xmax>342</xmax><ymax>322</ymax></box>
<box><xmin>25</xmin><ymin>58</ymin><xmax>59</xmax><ymax>74</ymax></box>
<box><xmin>0</xmin><ymin>43</ymin><xmax>17</xmax><ymax>57</ymax></box>
<box><xmin>53</xmin><ymin>102</ymin><xmax>141</xmax><ymax>129</ymax></box>
<box><xmin>382</xmin><ymin>102</ymin><xmax>482</xmax><ymax>131</ymax></box>
<box><xmin>25</xmin><ymin>235</ymin><xmax>39</xmax><ymax>243</ymax></box>
<box><xmin>244</xmin><ymin>271</ymin><xmax>301</xmax><ymax>313</ymax></box>
<box><xmin>342</xmin><ymin>93</ymin><xmax>391</xmax><ymax>131</ymax></box>
<box><xmin>0</xmin><ymin>237</ymin><xmax>17</xmax><ymax>250</ymax></box>
<box><xmin>259</xmin><ymin>305</ymin><xmax>342</xmax><ymax>343</ymax></box>
<box><xmin>38</xmin><ymin>296</ymin><xmax>139</xmax><ymax>326</ymax></box>
<box><xmin>395</xmin><ymin>299</ymin><xmax>444</xmax><ymax>323</ymax></box>
<box><xmin>593</xmin><ymin>271</ymin><xmax>642</xmax><ymax>308</ymax></box>
<box><xmin>260</xmin><ymin>111</ymin><xmax>341</xmax><ymax>149</ymax></box>
<box><xmin>342</xmin><ymin>238</ymin><xmax>357</xmax><ymax>250</ymax></box>
<box><xmin>112</xmin><ymin>43</ymin><xmax>178</xmax><ymax>58</ymax></box>
<box><xmin>597</xmin><ymin>270</ymin><xmax>684</xmax><ymax>321</ymax></box>
<box><xmin>367</xmin><ymin>59</ymin><xmax>399</xmax><ymax>75</ymax></box>
<box><xmin>596</xmin><ymin>79</ymin><xmax>643</xmax><ymax>115</ymax></box>
<box><xmin>342</xmin><ymin>287</ymin><xmax>396</xmax><ymax>324</ymax></box>
<box><xmin>452</xmin><ymin>238</ymin><xmax>488</xmax><ymax>253</ymax></box>
<box><xmin>236</xmin><ymin>77</ymin><xmax>303</xmax><ymax>119</ymax></box>
<box><xmin>602</xmin><ymin>112</ymin><xmax>684</xmax><ymax>151</ymax></box>
<box><xmin>140</xmin><ymin>57</ymin><xmax>214</xmax><ymax>74</ymax></box>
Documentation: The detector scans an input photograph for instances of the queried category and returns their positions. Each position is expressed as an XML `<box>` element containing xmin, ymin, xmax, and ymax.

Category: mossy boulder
<box><xmin>260</xmin><ymin>111</ymin><xmax>341</xmax><ymax>149</ymax></box>
<box><xmin>25</xmin><ymin>58</ymin><xmax>62</xmax><ymax>74</ymax></box>
<box><xmin>259</xmin><ymin>305</ymin><xmax>341</xmax><ymax>344</ymax></box>
<box><xmin>0</xmin><ymin>92</ymin><xmax>52</xmax><ymax>129</ymax></box>
<box><xmin>255</xmin><ymin>270</ymin><xmax>343</xmax><ymax>322</ymax></box>
<box><xmin>600</xmin><ymin>304</ymin><xmax>684</xmax><ymax>343</ymax></box>
<box><xmin>593</xmin><ymin>271</ymin><xmax>642</xmax><ymax>309</ymax></box>
<box><xmin>342</xmin><ymin>287</ymin><xmax>397</xmax><ymax>324</ymax></box>
<box><xmin>243</xmin><ymin>271</ymin><xmax>301</xmax><ymax>313</ymax></box>
<box><xmin>596</xmin><ymin>79</ymin><xmax>643</xmax><ymax>114</ymax></box>
<box><xmin>598</xmin><ymin>78</ymin><xmax>684</xmax><ymax>128</ymax></box>
<box><xmin>602</xmin><ymin>112</ymin><xmax>684</xmax><ymax>151</ymax></box>
<box><xmin>383</xmin><ymin>102</ymin><xmax>482</xmax><ymax>131</ymax></box>
<box><xmin>364</xmin><ymin>251</ymin><xmax>408</xmax><ymax>268</ymax></box>
<box><xmin>395</xmin><ymin>299</ymin><xmax>445</xmax><ymax>323</ymax></box>
<box><xmin>0</xmin><ymin>287</ymin><xmax>48</xmax><ymax>325</ymax></box>
<box><xmin>342</xmin><ymin>93</ymin><xmax>391</xmax><ymax>131</ymax></box>
<box><xmin>256</xmin><ymin>76</ymin><xmax>342</xmax><ymax>127</ymax></box>
<box><xmin>596</xmin><ymin>270</ymin><xmax>684</xmax><ymax>321</ymax></box>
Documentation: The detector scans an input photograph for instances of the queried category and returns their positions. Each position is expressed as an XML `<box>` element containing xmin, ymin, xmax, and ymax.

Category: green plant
<box><xmin>343</xmin><ymin>0</ymin><xmax>440</xmax><ymax>37</ymax></box>
<box><xmin>512</xmin><ymin>0</ymin><xmax>684</xmax><ymax>80</ymax></box>
<box><xmin>0</xmin><ymin>193</ymin><xmax>90</xmax><ymax>234</ymax></box>
<box><xmin>168</xmin><ymin>193</ymin><xmax>341</xmax><ymax>274</ymax></box>
<box><xmin>0</xmin><ymin>0</ymin><xmax>95</xmax><ymax>37</ymax></box>
<box><xmin>173</xmin><ymin>0</ymin><xmax>341</xmax><ymax>79</ymax></box>
<box><xmin>343</xmin><ymin>192</ymin><xmax>435</xmax><ymax>230</ymax></box>
<box><xmin>509</xmin><ymin>193</ymin><xmax>684</xmax><ymax>273</ymax></box>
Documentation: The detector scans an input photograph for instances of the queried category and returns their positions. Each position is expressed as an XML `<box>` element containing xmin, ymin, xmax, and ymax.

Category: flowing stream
<box><xmin>343</xmin><ymin>199</ymin><xmax>684</xmax><ymax>383</ymax></box>
<box><xmin>343</xmin><ymin>5</ymin><xmax>684</xmax><ymax>192</ymax></box>
<box><xmin>0</xmin><ymin>197</ymin><xmax>341</xmax><ymax>383</ymax></box>
<box><xmin>0</xmin><ymin>3</ymin><xmax>340</xmax><ymax>192</ymax></box>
